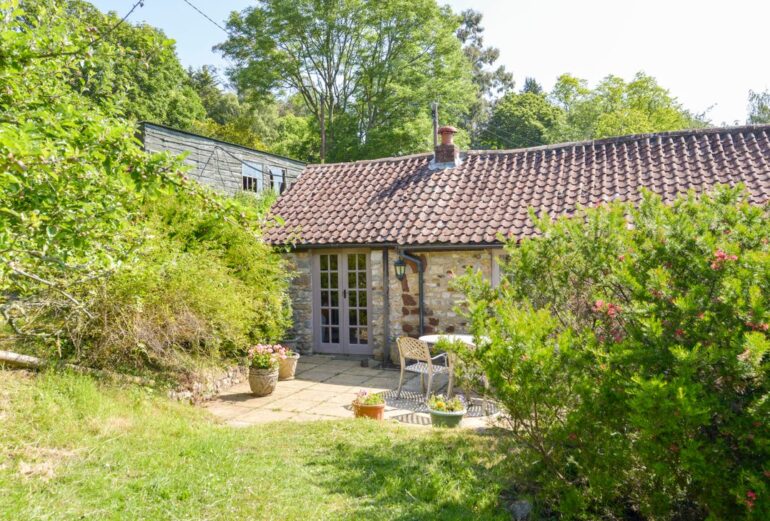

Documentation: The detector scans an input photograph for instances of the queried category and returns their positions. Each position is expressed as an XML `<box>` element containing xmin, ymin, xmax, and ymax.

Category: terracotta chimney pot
<box><xmin>437</xmin><ymin>125</ymin><xmax>458</xmax><ymax>145</ymax></box>
<box><xmin>433</xmin><ymin>125</ymin><xmax>460</xmax><ymax>165</ymax></box>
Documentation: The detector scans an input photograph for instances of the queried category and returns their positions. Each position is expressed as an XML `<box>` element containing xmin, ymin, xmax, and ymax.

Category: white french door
<box><xmin>312</xmin><ymin>252</ymin><xmax>372</xmax><ymax>355</ymax></box>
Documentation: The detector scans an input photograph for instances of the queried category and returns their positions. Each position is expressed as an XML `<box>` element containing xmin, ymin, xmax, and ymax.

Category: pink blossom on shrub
<box><xmin>746</xmin><ymin>490</ymin><xmax>757</xmax><ymax>510</ymax></box>
<box><xmin>747</xmin><ymin>322</ymin><xmax>769</xmax><ymax>332</ymax></box>
<box><xmin>712</xmin><ymin>248</ymin><xmax>739</xmax><ymax>270</ymax></box>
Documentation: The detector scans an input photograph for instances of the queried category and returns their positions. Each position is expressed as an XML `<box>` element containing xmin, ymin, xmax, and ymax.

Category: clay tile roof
<box><xmin>266</xmin><ymin>125</ymin><xmax>770</xmax><ymax>247</ymax></box>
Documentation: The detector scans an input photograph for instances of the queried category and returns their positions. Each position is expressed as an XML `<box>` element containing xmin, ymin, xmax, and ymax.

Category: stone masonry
<box><xmin>384</xmin><ymin>249</ymin><xmax>494</xmax><ymax>362</ymax></box>
<box><xmin>284</xmin><ymin>252</ymin><xmax>313</xmax><ymax>353</ymax></box>
<box><xmin>284</xmin><ymin>248</ymin><xmax>499</xmax><ymax>361</ymax></box>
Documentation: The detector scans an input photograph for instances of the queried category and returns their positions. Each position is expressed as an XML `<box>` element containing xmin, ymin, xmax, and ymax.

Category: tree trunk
<box><xmin>320</xmin><ymin>96</ymin><xmax>326</xmax><ymax>163</ymax></box>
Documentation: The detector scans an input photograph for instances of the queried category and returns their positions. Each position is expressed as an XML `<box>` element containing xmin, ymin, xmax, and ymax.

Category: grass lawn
<box><xmin>0</xmin><ymin>370</ymin><xmax>514</xmax><ymax>520</ymax></box>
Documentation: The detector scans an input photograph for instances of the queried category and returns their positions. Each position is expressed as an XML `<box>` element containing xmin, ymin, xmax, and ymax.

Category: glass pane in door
<box><xmin>319</xmin><ymin>254</ymin><xmax>340</xmax><ymax>344</ymax></box>
<box><xmin>347</xmin><ymin>253</ymin><xmax>368</xmax><ymax>345</ymax></box>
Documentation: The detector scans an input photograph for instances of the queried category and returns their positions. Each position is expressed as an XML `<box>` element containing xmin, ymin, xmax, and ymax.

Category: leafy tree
<box><xmin>748</xmin><ymin>89</ymin><xmax>770</xmax><ymax>124</ymax></box>
<box><xmin>550</xmin><ymin>72</ymin><xmax>708</xmax><ymax>141</ymax></box>
<box><xmin>216</xmin><ymin>0</ymin><xmax>474</xmax><ymax>162</ymax></box>
<box><xmin>456</xmin><ymin>9</ymin><xmax>514</xmax><ymax>146</ymax></box>
<box><xmin>188</xmin><ymin>65</ymin><xmax>242</xmax><ymax>125</ymax></box>
<box><xmin>270</xmin><ymin>102</ymin><xmax>320</xmax><ymax>162</ymax></box>
<box><xmin>479</xmin><ymin>91</ymin><xmax>563</xmax><ymax>149</ymax></box>
<box><xmin>187</xmin><ymin>69</ymin><xmax>314</xmax><ymax>159</ymax></box>
<box><xmin>1</xmin><ymin>1</ymin><xmax>290</xmax><ymax>363</ymax></box>
<box><xmin>62</xmin><ymin>0</ymin><xmax>206</xmax><ymax>128</ymax></box>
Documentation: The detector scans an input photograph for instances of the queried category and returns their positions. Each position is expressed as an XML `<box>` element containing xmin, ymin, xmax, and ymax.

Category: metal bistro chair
<box><xmin>396</xmin><ymin>337</ymin><xmax>454</xmax><ymax>401</ymax></box>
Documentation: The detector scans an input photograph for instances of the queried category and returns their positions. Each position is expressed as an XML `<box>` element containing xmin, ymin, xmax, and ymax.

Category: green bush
<box><xmin>456</xmin><ymin>186</ymin><xmax>770</xmax><ymax>519</ymax></box>
<box><xmin>69</xmin><ymin>190</ymin><xmax>291</xmax><ymax>371</ymax></box>
<box><xmin>0</xmin><ymin>2</ymin><xmax>291</xmax><ymax>374</ymax></box>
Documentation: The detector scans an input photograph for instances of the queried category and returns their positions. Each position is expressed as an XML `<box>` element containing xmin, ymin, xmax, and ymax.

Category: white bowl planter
<box><xmin>278</xmin><ymin>353</ymin><xmax>300</xmax><ymax>381</ymax></box>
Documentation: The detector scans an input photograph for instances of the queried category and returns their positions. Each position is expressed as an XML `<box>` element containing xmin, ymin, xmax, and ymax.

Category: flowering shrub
<box><xmin>427</xmin><ymin>394</ymin><xmax>465</xmax><ymax>413</ymax></box>
<box><xmin>456</xmin><ymin>186</ymin><xmax>770</xmax><ymax>519</ymax></box>
<box><xmin>352</xmin><ymin>390</ymin><xmax>384</xmax><ymax>406</ymax></box>
<box><xmin>247</xmin><ymin>344</ymin><xmax>286</xmax><ymax>370</ymax></box>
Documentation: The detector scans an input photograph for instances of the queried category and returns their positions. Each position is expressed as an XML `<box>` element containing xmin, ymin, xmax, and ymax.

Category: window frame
<box><xmin>241</xmin><ymin>161</ymin><xmax>265</xmax><ymax>193</ymax></box>
<box><xmin>490</xmin><ymin>249</ymin><xmax>507</xmax><ymax>288</ymax></box>
<box><xmin>269</xmin><ymin>166</ymin><xmax>287</xmax><ymax>194</ymax></box>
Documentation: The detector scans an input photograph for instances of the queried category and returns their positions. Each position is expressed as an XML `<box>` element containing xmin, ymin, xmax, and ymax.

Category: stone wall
<box><xmin>384</xmin><ymin>249</ymin><xmax>496</xmax><ymax>361</ymax></box>
<box><xmin>283</xmin><ymin>248</ymin><xmax>499</xmax><ymax>361</ymax></box>
<box><xmin>284</xmin><ymin>252</ymin><xmax>313</xmax><ymax>353</ymax></box>
<box><xmin>167</xmin><ymin>365</ymin><xmax>247</xmax><ymax>404</ymax></box>
<box><xmin>369</xmin><ymin>250</ymin><xmax>387</xmax><ymax>360</ymax></box>
<box><xmin>140</xmin><ymin>122</ymin><xmax>305</xmax><ymax>195</ymax></box>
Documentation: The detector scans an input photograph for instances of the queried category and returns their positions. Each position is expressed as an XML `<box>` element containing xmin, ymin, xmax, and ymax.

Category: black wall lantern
<box><xmin>394</xmin><ymin>258</ymin><xmax>406</xmax><ymax>281</ymax></box>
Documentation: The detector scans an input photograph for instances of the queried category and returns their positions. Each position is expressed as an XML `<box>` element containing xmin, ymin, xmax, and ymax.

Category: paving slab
<box><xmin>323</xmin><ymin>373</ymin><xmax>372</xmax><ymax>386</ymax></box>
<box><xmin>274</xmin><ymin>378</ymin><xmax>317</xmax><ymax>391</ymax></box>
<box><xmin>360</xmin><ymin>377</ymin><xmax>401</xmax><ymax>390</ymax></box>
<box><xmin>303</xmin><ymin>381</ymin><xmax>357</xmax><ymax>393</ymax></box>
<box><xmin>265</xmin><ymin>397</ymin><xmax>324</xmax><ymax>413</ymax></box>
<box><xmin>309</xmin><ymin>403</ymin><xmax>352</xmax><ymax>418</ymax></box>
<box><xmin>322</xmin><ymin>391</ymin><xmax>361</xmax><ymax>405</ymax></box>
<box><xmin>288</xmin><ymin>389</ymin><xmax>343</xmax><ymax>402</ymax></box>
<box><xmin>344</xmin><ymin>366</ymin><xmax>387</xmax><ymax>376</ymax></box>
<box><xmin>292</xmin><ymin>369</ymin><xmax>339</xmax><ymax>381</ymax></box>
<box><xmin>203</xmin><ymin>355</ymin><xmax>498</xmax><ymax>429</ymax></box>
<box><xmin>203</xmin><ymin>402</ymin><xmax>253</xmax><ymax>420</ymax></box>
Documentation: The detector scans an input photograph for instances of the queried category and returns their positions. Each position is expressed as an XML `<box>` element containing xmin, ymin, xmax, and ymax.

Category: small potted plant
<box><xmin>427</xmin><ymin>394</ymin><xmax>466</xmax><ymax>428</ymax></box>
<box><xmin>246</xmin><ymin>344</ymin><xmax>280</xmax><ymax>397</ymax></box>
<box><xmin>352</xmin><ymin>390</ymin><xmax>386</xmax><ymax>420</ymax></box>
<box><xmin>276</xmin><ymin>345</ymin><xmax>301</xmax><ymax>381</ymax></box>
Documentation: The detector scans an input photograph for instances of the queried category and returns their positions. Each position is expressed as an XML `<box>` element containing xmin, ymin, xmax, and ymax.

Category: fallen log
<box><xmin>0</xmin><ymin>349</ymin><xmax>44</xmax><ymax>369</ymax></box>
<box><xmin>0</xmin><ymin>349</ymin><xmax>154</xmax><ymax>386</ymax></box>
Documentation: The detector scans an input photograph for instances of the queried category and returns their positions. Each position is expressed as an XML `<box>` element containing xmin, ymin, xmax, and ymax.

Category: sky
<box><xmin>90</xmin><ymin>0</ymin><xmax>770</xmax><ymax>125</ymax></box>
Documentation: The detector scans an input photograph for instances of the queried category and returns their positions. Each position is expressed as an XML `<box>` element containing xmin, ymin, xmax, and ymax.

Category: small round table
<box><xmin>418</xmin><ymin>334</ymin><xmax>490</xmax><ymax>411</ymax></box>
<box><xmin>418</xmin><ymin>334</ymin><xmax>484</xmax><ymax>346</ymax></box>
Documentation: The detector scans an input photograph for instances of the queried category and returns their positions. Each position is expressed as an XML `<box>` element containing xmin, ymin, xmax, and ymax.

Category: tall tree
<box><xmin>63</xmin><ymin>1</ymin><xmax>206</xmax><ymax>129</ymax></box>
<box><xmin>480</xmin><ymin>92</ymin><xmax>563</xmax><ymax>149</ymax></box>
<box><xmin>188</xmin><ymin>66</ymin><xmax>241</xmax><ymax>125</ymax></box>
<box><xmin>748</xmin><ymin>89</ymin><xmax>770</xmax><ymax>124</ymax></box>
<box><xmin>549</xmin><ymin>72</ymin><xmax>708</xmax><ymax>142</ymax></box>
<box><xmin>216</xmin><ymin>0</ymin><xmax>474</xmax><ymax>162</ymax></box>
<box><xmin>521</xmin><ymin>77</ymin><xmax>544</xmax><ymax>95</ymax></box>
<box><xmin>456</xmin><ymin>9</ymin><xmax>514</xmax><ymax>145</ymax></box>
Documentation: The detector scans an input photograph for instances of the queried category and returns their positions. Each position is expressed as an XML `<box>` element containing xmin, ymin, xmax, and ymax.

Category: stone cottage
<box><xmin>266</xmin><ymin>125</ymin><xmax>770</xmax><ymax>361</ymax></box>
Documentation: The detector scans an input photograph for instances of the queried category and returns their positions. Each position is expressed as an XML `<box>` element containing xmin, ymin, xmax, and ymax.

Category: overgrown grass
<box><xmin>0</xmin><ymin>370</ymin><xmax>513</xmax><ymax>520</ymax></box>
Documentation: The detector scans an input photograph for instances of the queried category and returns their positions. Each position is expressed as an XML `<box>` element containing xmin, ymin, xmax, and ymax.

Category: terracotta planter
<box><xmin>278</xmin><ymin>353</ymin><xmax>300</xmax><ymax>381</ymax></box>
<box><xmin>428</xmin><ymin>408</ymin><xmax>466</xmax><ymax>428</ymax></box>
<box><xmin>353</xmin><ymin>402</ymin><xmax>385</xmax><ymax>420</ymax></box>
<box><xmin>248</xmin><ymin>366</ymin><xmax>279</xmax><ymax>397</ymax></box>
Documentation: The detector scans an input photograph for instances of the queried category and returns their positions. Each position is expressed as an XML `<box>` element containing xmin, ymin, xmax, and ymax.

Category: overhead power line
<box><xmin>477</xmin><ymin>126</ymin><xmax>547</xmax><ymax>150</ymax></box>
<box><xmin>34</xmin><ymin>0</ymin><xmax>146</xmax><ymax>60</ymax></box>
<box><xmin>180</xmin><ymin>0</ymin><xmax>231</xmax><ymax>35</ymax></box>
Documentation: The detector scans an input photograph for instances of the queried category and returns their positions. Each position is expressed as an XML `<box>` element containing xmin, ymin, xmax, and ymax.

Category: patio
<box><xmin>204</xmin><ymin>354</ymin><xmax>497</xmax><ymax>428</ymax></box>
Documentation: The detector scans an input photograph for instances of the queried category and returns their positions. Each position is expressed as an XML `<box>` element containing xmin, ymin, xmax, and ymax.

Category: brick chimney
<box><xmin>434</xmin><ymin>125</ymin><xmax>459</xmax><ymax>164</ymax></box>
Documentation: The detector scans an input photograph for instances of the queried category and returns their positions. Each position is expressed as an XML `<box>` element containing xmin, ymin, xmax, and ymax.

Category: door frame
<box><xmin>310</xmin><ymin>249</ymin><xmax>373</xmax><ymax>355</ymax></box>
